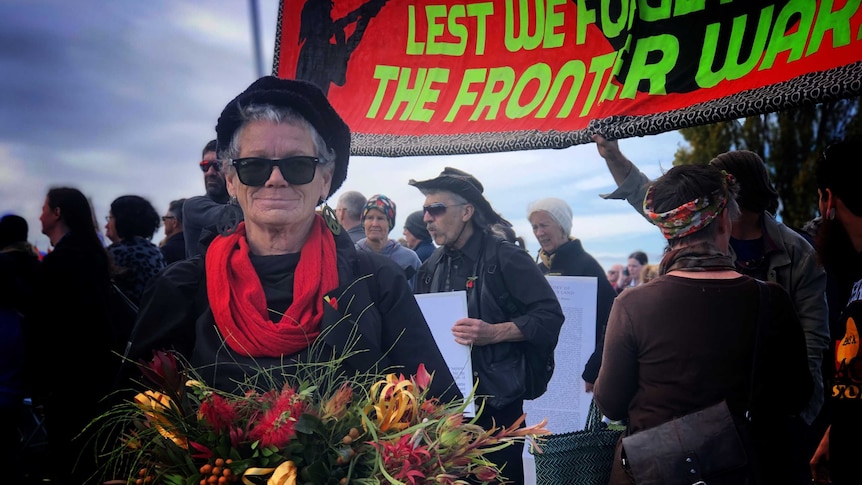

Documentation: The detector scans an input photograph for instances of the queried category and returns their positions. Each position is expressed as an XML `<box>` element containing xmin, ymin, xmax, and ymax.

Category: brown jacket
<box><xmin>594</xmin><ymin>275</ymin><xmax>811</xmax><ymax>484</ymax></box>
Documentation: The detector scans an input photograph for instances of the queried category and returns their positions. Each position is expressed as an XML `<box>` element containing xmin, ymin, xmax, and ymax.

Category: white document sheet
<box><xmin>414</xmin><ymin>291</ymin><xmax>475</xmax><ymax>416</ymax></box>
<box><xmin>522</xmin><ymin>276</ymin><xmax>599</xmax><ymax>484</ymax></box>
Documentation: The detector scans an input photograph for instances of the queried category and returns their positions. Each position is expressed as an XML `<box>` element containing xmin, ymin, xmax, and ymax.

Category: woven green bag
<box><xmin>532</xmin><ymin>400</ymin><xmax>623</xmax><ymax>485</ymax></box>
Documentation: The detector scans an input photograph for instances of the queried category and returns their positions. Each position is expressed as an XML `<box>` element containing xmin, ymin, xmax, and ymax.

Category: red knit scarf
<box><xmin>206</xmin><ymin>216</ymin><xmax>339</xmax><ymax>357</ymax></box>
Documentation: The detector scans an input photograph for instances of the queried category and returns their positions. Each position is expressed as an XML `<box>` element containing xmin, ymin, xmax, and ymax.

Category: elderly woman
<box><xmin>128</xmin><ymin>77</ymin><xmax>457</xmax><ymax>400</ymax></box>
<box><xmin>527</xmin><ymin>197</ymin><xmax>616</xmax><ymax>392</ymax></box>
<box><xmin>355</xmin><ymin>194</ymin><xmax>421</xmax><ymax>288</ymax></box>
<box><xmin>593</xmin><ymin>165</ymin><xmax>812</xmax><ymax>485</ymax></box>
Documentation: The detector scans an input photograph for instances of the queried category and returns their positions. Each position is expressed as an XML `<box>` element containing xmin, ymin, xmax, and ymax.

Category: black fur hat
<box><xmin>215</xmin><ymin>76</ymin><xmax>350</xmax><ymax>198</ymax></box>
<box><xmin>409</xmin><ymin>167</ymin><xmax>511</xmax><ymax>228</ymax></box>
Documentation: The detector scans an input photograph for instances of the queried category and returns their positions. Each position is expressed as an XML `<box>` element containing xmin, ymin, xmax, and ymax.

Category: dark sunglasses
<box><xmin>422</xmin><ymin>202</ymin><xmax>466</xmax><ymax>217</ymax></box>
<box><xmin>231</xmin><ymin>156</ymin><xmax>320</xmax><ymax>187</ymax></box>
<box><xmin>199</xmin><ymin>159</ymin><xmax>221</xmax><ymax>172</ymax></box>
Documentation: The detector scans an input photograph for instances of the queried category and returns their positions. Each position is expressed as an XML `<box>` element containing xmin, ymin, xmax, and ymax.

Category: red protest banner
<box><xmin>274</xmin><ymin>0</ymin><xmax>862</xmax><ymax>157</ymax></box>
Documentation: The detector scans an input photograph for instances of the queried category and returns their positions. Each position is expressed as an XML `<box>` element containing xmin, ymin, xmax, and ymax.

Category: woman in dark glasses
<box><xmin>125</xmin><ymin>77</ymin><xmax>458</xmax><ymax>402</ymax></box>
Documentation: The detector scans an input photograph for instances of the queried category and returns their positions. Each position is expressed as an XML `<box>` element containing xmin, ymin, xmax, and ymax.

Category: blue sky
<box><xmin>0</xmin><ymin>0</ymin><xmax>681</xmax><ymax>270</ymax></box>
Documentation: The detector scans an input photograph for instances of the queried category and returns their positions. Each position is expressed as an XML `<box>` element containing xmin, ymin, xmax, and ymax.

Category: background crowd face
<box><xmin>402</xmin><ymin>227</ymin><xmax>420</xmax><ymax>249</ymax></box>
<box><xmin>227</xmin><ymin>120</ymin><xmax>331</xmax><ymax>231</ymax></box>
<box><xmin>627</xmin><ymin>257</ymin><xmax>644</xmax><ymax>281</ymax></box>
<box><xmin>529</xmin><ymin>210</ymin><xmax>568</xmax><ymax>254</ymax></box>
<box><xmin>203</xmin><ymin>148</ymin><xmax>227</xmax><ymax>200</ymax></box>
<box><xmin>363</xmin><ymin>208</ymin><xmax>390</xmax><ymax>245</ymax></box>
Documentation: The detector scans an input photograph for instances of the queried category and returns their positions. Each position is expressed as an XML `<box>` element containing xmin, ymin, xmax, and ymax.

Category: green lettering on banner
<box><xmin>383</xmin><ymin>67</ymin><xmax>447</xmax><ymax>121</ymax></box>
<box><xmin>600</xmin><ymin>0</ymin><xmax>635</xmax><ymax>38</ymax></box>
<box><xmin>576</xmin><ymin>0</ymin><xmax>596</xmax><ymax>44</ymax></box>
<box><xmin>415</xmin><ymin>68</ymin><xmax>448</xmax><ymax>121</ymax></box>
<box><xmin>445</xmin><ymin>69</ymin><xmax>486</xmax><ymax>122</ymax></box>
<box><xmin>426</xmin><ymin>5</ymin><xmax>452</xmax><ymax>55</ymax></box>
<box><xmin>446</xmin><ymin>5</ymin><xmax>469</xmax><ymax>55</ymax></box>
<box><xmin>545</xmin><ymin>0</ymin><xmax>567</xmax><ymax>48</ymax></box>
<box><xmin>673</xmin><ymin>0</ymin><xmax>705</xmax><ymax>16</ymax></box>
<box><xmin>761</xmin><ymin>0</ymin><xmax>815</xmax><ymax>69</ymax></box>
<box><xmin>473</xmin><ymin>67</ymin><xmax>516</xmax><ymax>120</ymax></box>
<box><xmin>506</xmin><ymin>63</ymin><xmax>552</xmax><ymax>118</ymax></box>
<box><xmin>505</xmin><ymin>0</ymin><xmax>543</xmax><ymax>51</ymax></box>
<box><xmin>367</xmin><ymin>65</ymin><xmax>400</xmax><ymax>117</ymax></box>
<box><xmin>621</xmin><ymin>34</ymin><xmax>679</xmax><ymax>98</ymax></box>
<box><xmin>468</xmin><ymin>2</ymin><xmax>495</xmax><ymax>55</ymax></box>
<box><xmin>407</xmin><ymin>6</ymin><xmax>424</xmax><ymax>55</ymax></box>
<box><xmin>640</xmin><ymin>0</ymin><xmax>671</xmax><ymax>22</ymax></box>
<box><xmin>696</xmin><ymin>7</ymin><xmax>773</xmax><ymax>88</ymax></box>
<box><xmin>582</xmin><ymin>52</ymin><xmax>617</xmax><ymax>115</ymax></box>
<box><xmin>807</xmin><ymin>0</ymin><xmax>860</xmax><ymax>56</ymax></box>
<box><xmin>537</xmin><ymin>59</ymin><xmax>586</xmax><ymax>118</ymax></box>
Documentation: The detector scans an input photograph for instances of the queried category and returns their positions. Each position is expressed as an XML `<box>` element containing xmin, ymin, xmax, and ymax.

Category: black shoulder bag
<box><xmin>478</xmin><ymin>235</ymin><xmax>555</xmax><ymax>401</ymax></box>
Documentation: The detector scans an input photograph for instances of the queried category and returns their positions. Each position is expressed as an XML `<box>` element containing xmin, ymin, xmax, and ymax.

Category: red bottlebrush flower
<box><xmin>199</xmin><ymin>394</ymin><xmax>238</xmax><ymax>432</ymax></box>
<box><xmin>248</xmin><ymin>387</ymin><xmax>307</xmax><ymax>448</ymax></box>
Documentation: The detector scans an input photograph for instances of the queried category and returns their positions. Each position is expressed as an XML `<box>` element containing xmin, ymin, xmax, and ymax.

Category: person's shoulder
<box><xmin>153</xmin><ymin>256</ymin><xmax>205</xmax><ymax>287</ymax></box>
<box><xmin>354</xmin><ymin>245</ymin><xmax>403</xmax><ymax>278</ymax></box>
<box><xmin>765</xmin><ymin>214</ymin><xmax>815</xmax><ymax>253</ymax></box>
<box><xmin>393</xmin><ymin>242</ymin><xmax>420</xmax><ymax>263</ymax></box>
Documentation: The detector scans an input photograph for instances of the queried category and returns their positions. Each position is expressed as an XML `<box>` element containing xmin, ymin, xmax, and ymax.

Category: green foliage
<box><xmin>673</xmin><ymin>96</ymin><xmax>861</xmax><ymax>229</ymax></box>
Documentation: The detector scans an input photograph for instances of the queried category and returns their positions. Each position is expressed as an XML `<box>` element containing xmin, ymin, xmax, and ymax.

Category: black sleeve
<box><xmin>498</xmin><ymin>242</ymin><xmax>565</xmax><ymax>352</ymax></box>
<box><xmin>126</xmin><ymin>258</ymin><xmax>204</xmax><ymax>364</ymax></box>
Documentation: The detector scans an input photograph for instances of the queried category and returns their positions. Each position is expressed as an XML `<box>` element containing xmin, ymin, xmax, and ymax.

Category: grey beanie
<box><xmin>404</xmin><ymin>210</ymin><xmax>431</xmax><ymax>241</ymax></box>
<box><xmin>527</xmin><ymin>197</ymin><xmax>573</xmax><ymax>236</ymax></box>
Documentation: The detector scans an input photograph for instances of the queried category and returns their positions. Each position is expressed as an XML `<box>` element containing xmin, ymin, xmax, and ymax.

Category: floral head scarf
<box><xmin>644</xmin><ymin>171</ymin><xmax>736</xmax><ymax>240</ymax></box>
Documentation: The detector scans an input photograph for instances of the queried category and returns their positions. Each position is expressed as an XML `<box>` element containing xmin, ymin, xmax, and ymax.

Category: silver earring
<box><xmin>828</xmin><ymin>208</ymin><xmax>836</xmax><ymax>220</ymax></box>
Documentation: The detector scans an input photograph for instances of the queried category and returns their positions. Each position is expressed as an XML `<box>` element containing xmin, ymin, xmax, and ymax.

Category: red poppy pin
<box><xmin>324</xmin><ymin>295</ymin><xmax>338</xmax><ymax>311</ymax></box>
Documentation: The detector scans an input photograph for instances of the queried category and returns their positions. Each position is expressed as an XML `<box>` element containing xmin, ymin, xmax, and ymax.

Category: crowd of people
<box><xmin>1</xmin><ymin>74</ymin><xmax>859</xmax><ymax>485</ymax></box>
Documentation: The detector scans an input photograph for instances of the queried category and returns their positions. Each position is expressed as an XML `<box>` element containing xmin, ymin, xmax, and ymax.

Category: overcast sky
<box><xmin>0</xmin><ymin>0</ymin><xmax>685</xmax><ymax>271</ymax></box>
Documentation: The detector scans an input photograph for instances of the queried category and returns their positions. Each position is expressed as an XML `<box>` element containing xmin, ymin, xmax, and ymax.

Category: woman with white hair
<box><xmin>527</xmin><ymin>197</ymin><xmax>616</xmax><ymax>392</ymax></box>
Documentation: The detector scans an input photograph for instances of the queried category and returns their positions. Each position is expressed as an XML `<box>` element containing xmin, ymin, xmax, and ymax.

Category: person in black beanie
<box><xmin>402</xmin><ymin>210</ymin><xmax>435</xmax><ymax>262</ymax></box>
<box><xmin>127</xmin><ymin>76</ymin><xmax>459</xmax><ymax>404</ymax></box>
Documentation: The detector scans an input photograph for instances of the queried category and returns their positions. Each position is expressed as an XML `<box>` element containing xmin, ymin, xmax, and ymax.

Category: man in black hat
<box><xmin>411</xmin><ymin>167</ymin><xmax>565</xmax><ymax>484</ymax></box>
<box><xmin>593</xmin><ymin>134</ymin><xmax>829</xmax><ymax>483</ymax></box>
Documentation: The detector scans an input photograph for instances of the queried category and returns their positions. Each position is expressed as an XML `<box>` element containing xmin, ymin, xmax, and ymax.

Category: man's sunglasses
<box><xmin>231</xmin><ymin>156</ymin><xmax>320</xmax><ymax>187</ymax></box>
<box><xmin>199</xmin><ymin>159</ymin><xmax>221</xmax><ymax>172</ymax></box>
<box><xmin>422</xmin><ymin>202</ymin><xmax>466</xmax><ymax>217</ymax></box>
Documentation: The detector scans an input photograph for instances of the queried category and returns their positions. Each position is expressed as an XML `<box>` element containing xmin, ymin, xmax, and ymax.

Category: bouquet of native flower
<box><xmin>90</xmin><ymin>345</ymin><xmax>549</xmax><ymax>485</ymax></box>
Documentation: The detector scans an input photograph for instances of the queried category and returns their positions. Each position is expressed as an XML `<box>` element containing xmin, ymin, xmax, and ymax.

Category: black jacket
<box><xmin>128</xmin><ymin>228</ymin><xmax>460</xmax><ymax>402</ymax></box>
<box><xmin>538</xmin><ymin>239</ymin><xmax>617</xmax><ymax>383</ymax></box>
<box><xmin>415</xmin><ymin>230</ymin><xmax>564</xmax><ymax>408</ymax></box>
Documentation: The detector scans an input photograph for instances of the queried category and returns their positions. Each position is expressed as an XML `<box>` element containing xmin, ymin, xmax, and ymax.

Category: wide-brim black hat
<box><xmin>409</xmin><ymin>167</ymin><xmax>511</xmax><ymax>227</ymax></box>
<box><xmin>215</xmin><ymin>76</ymin><xmax>350</xmax><ymax>198</ymax></box>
